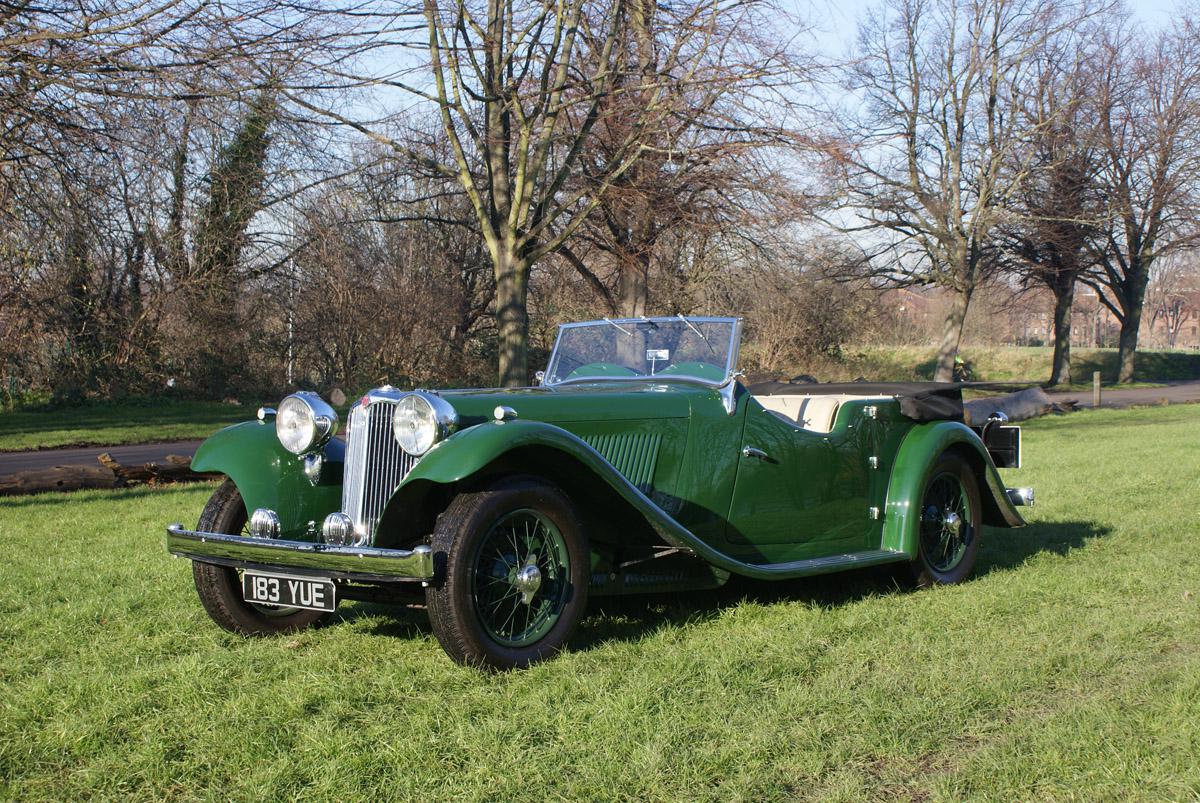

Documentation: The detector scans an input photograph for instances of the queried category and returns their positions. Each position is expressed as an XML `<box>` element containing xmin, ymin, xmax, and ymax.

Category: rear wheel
<box><xmin>909</xmin><ymin>453</ymin><xmax>982</xmax><ymax>587</ymax></box>
<box><xmin>191</xmin><ymin>479</ymin><xmax>334</xmax><ymax>635</ymax></box>
<box><xmin>425</xmin><ymin>478</ymin><xmax>589</xmax><ymax>670</ymax></box>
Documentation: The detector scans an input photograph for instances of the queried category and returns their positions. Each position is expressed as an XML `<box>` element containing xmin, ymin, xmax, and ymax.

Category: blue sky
<box><xmin>810</xmin><ymin>0</ymin><xmax>1183</xmax><ymax>54</ymax></box>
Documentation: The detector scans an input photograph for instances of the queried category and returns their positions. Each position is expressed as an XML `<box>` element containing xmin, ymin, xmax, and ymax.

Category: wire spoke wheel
<box><xmin>910</xmin><ymin>453</ymin><xmax>983</xmax><ymax>587</ymax></box>
<box><xmin>425</xmin><ymin>478</ymin><xmax>589</xmax><ymax>669</ymax></box>
<box><xmin>471</xmin><ymin>509</ymin><xmax>571</xmax><ymax>648</ymax></box>
<box><xmin>919</xmin><ymin>472</ymin><xmax>973</xmax><ymax>573</ymax></box>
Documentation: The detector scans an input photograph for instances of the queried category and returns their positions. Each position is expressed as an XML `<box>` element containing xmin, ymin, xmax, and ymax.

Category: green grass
<box><xmin>0</xmin><ymin>399</ymin><xmax>252</xmax><ymax>451</ymax></box>
<box><xmin>2</xmin><ymin>405</ymin><xmax>1199</xmax><ymax>800</ymax></box>
<box><xmin>796</xmin><ymin>345</ymin><xmax>1200</xmax><ymax>386</ymax></box>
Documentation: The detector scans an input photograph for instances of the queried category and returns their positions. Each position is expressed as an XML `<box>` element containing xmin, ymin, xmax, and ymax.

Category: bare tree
<box><xmin>1083</xmin><ymin>14</ymin><xmax>1200</xmax><ymax>382</ymax></box>
<box><xmin>1145</xmin><ymin>253</ymin><xmax>1200</xmax><ymax>348</ymax></box>
<box><xmin>998</xmin><ymin>28</ymin><xmax>1104</xmax><ymax>385</ymax></box>
<box><xmin>555</xmin><ymin>0</ymin><xmax>814</xmax><ymax>320</ymax></box>
<box><xmin>833</xmin><ymin>0</ymin><xmax>1066</xmax><ymax>381</ymax></box>
<box><xmin>286</xmin><ymin>0</ymin><xmax>805</xmax><ymax>385</ymax></box>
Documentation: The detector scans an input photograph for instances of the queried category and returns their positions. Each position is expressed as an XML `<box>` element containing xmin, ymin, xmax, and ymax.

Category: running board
<box><xmin>742</xmin><ymin>549</ymin><xmax>910</xmax><ymax>579</ymax></box>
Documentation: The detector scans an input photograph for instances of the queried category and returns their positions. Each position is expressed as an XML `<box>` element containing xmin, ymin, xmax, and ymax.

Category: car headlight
<box><xmin>275</xmin><ymin>392</ymin><xmax>338</xmax><ymax>455</ymax></box>
<box><xmin>392</xmin><ymin>391</ymin><xmax>457</xmax><ymax>456</ymax></box>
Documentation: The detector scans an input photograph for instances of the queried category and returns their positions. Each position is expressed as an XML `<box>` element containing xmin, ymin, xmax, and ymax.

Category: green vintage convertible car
<box><xmin>167</xmin><ymin>316</ymin><xmax>1032</xmax><ymax>668</ymax></box>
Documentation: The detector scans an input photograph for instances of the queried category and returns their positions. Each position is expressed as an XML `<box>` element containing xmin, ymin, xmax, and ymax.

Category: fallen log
<box><xmin>99</xmin><ymin>452</ymin><xmax>221</xmax><ymax>486</ymax></box>
<box><xmin>0</xmin><ymin>454</ymin><xmax>221</xmax><ymax>497</ymax></box>
<box><xmin>0</xmin><ymin>465</ymin><xmax>118</xmax><ymax>496</ymax></box>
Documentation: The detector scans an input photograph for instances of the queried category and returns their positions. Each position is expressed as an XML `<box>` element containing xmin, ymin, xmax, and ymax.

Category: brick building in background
<box><xmin>878</xmin><ymin>283</ymin><xmax>1200</xmax><ymax>350</ymax></box>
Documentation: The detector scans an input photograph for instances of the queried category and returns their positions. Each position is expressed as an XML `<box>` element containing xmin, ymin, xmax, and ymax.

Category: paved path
<box><xmin>1043</xmin><ymin>380</ymin><xmax>1200</xmax><ymax>410</ymax></box>
<box><xmin>0</xmin><ymin>440</ymin><xmax>203</xmax><ymax>475</ymax></box>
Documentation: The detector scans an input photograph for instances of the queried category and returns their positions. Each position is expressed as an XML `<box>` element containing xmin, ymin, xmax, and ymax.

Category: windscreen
<box><xmin>545</xmin><ymin>318</ymin><xmax>738</xmax><ymax>386</ymax></box>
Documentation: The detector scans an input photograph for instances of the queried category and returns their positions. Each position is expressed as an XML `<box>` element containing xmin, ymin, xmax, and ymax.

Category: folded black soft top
<box><xmin>745</xmin><ymin>381</ymin><xmax>964</xmax><ymax>424</ymax></box>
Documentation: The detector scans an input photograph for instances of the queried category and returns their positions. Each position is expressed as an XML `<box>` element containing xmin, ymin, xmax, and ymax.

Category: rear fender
<box><xmin>881</xmin><ymin>420</ymin><xmax>1025</xmax><ymax>556</ymax></box>
<box><xmin>190</xmin><ymin>421</ymin><xmax>343</xmax><ymax>538</ymax></box>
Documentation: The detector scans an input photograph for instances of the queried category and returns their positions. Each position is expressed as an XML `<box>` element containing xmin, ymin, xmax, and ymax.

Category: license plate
<box><xmin>242</xmin><ymin>571</ymin><xmax>336</xmax><ymax>612</ymax></box>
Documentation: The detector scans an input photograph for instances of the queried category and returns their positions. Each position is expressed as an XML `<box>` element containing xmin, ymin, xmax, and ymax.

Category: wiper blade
<box><xmin>602</xmin><ymin>317</ymin><xmax>634</xmax><ymax>336</ymax></box>
<box><xmin>678</xmin><ymin>313</ymin><xmax>716</xmax><ymax>355</ymax></box>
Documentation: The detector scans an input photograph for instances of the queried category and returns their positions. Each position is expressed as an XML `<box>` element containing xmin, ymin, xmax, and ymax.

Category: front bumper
<box><xmin>166</xmin><ymin>524</ymin><xmax>435</xmax><ymax>583</ymax></box>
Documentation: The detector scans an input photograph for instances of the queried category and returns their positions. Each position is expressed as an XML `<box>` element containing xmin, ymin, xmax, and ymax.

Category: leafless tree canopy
<box><xmin>831</xmin><ymin>0</ymin><xmax>1077</xmax><ymax>381</ymax></box>
<box><xmin>2</xmin><ymin>0</ymin><xmax>1199</xmax><ymax>407</ymax></box>
<box><xmin>1080</xmin><ymin>14</ymin><xmax>1200</xmax><ymax>381</ymax></box>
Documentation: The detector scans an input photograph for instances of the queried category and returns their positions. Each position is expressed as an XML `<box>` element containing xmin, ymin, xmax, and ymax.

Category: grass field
<box><xmin>1</xmin><ymin>406</ymin><xmax>1198</xmax><ymax>800</ymax></box>
<box><xmin>0</xmin><ymin>399</ymin><xmax>252</xmax><ymax>452</ymax></box>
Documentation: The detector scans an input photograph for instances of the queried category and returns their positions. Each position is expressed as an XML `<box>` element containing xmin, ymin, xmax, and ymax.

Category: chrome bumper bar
<box><xmin>166</xmin><ymin>524</ymin><xmax>435</xmax><ymax>582</ymax></box>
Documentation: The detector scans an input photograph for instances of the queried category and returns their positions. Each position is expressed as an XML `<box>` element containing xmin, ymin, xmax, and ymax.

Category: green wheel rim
<box><xmin>470</xmin><ymin>508</ymin><xmax>571</xmax><ymax>648</ymax></box>
<box><xmin>919</xmin><ymin>471</ymin><xmax>974</xmax><ymax>573</ymax></box>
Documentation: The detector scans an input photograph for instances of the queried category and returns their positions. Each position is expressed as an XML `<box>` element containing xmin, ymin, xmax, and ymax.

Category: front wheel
<box><xmin>425</xmin><ymin>478</ymin><xmax>589</xmax><ymax>670</ymax></box>
<box><xmin>909</xmin><ymin>453</ymin><xmax>983</xmax><ymax>587</ymax></box>
<box><xmin>191</xmin><ymin>479</ymin><xmax>335</xmax><ymax>635</ymax></box>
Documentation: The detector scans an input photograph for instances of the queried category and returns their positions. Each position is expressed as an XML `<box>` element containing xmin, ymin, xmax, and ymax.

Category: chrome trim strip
<box><xmin>166</xmin><ymin>524</ymin><xmax>434</xmax><ymax>580</ymax></box>
<box><xmin>549</xmin><ymin>374</ymin><xmax>732</xmax><ymax>390</ymax></box>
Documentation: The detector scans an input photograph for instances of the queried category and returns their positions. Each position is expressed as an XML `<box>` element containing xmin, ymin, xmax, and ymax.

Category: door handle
<box><xmin>742</xmin><ymin>446</ymin><xmax>770</xmax><ymax>460</ymax></box>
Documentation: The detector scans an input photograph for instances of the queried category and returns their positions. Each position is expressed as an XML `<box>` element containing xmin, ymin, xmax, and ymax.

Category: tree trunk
<box><xmin>617</xmin><ymin>253</ymin><xmax>648</xmax><ymax>318</ymax></box>
<box><xmin>494</xmin><ymin>243</ymin><xmax>530</xmax><ymax>387</ymax></box>
<box><xmin>1116</xmin><ymin>313</ymin><xmax>1140</xmax><ymax>384</ymax></box>
<box><xmin>1048</xmin><ymin>281</ymin><xmax>1075</xmax><ymax>386</ymax></box>
<box><xmin>615</xmin><ymin>259</ymin><xmax>647</xmax><ymax>369</ymax></box>
<box><xmin>933</xmin><ymin>286</ymin><xmax>972</xmax><ymax>382</ymax></box>
<box><xmin>1115</xmin><ymin>256</ymin><xmax>1152</xmax><ymax>384</ymax></box>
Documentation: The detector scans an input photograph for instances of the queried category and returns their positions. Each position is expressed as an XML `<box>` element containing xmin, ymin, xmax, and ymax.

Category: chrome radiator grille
<box><xmin>342</xmin><ymin>401</ymin><xmax>419</xmax><ymax>543</ymax></box>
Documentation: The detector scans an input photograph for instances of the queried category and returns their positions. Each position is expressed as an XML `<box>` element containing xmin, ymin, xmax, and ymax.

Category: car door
<box><xmin>724</xmin><ymin>398</ymin><xmax>874</xmax><ymax>555</ymax></box>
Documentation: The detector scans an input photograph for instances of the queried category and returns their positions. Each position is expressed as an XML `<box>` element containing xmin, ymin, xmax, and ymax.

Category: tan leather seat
<box><xmin>756</xmin><ymin>394</ymin><xmax>889</xmax><ymax>433</ymax></box>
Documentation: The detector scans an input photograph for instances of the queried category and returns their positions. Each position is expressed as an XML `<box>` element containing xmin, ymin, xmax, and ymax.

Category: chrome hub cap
<box><xmin>942</xmin><ymin>510</ymin><xmax>961</xmax><ymax>537</ymax></box>
<box><xmin>514</xmin><ymin>561</ymin><xmax>543</xmax><ymax>605</ymax></box>
<box><xmin>471</xmin><ymin>509</ymin><xmax>571</xmax><ymax>647</ymax></box>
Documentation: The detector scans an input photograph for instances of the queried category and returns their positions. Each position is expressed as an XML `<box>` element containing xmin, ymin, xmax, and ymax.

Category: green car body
<box><xmin>168</xmin><ymin>316</ymin><xmax>1030</xmax><ymax>668</ymax></box>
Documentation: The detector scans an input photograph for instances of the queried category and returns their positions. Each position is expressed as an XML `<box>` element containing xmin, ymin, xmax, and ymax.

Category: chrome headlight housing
<box><xmin>275</xmin><ymin>392</ymin><xmax>338</xmax><ymax>455</ymax></box>
<box><xmin>392</xmin><ymin>391</ymin><xmax>457</xmax><ymax>456</ymax></box>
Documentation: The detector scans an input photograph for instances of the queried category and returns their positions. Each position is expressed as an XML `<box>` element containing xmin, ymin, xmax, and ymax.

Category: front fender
<box><xmin>881</xmin><ymin>420</ymin><xmax>1025</xmax><ymax>556</ymax></box>
<box><xmin>191</xmin><ymin>421</ymin><xmax>344</xmax><ymax>538</ymax></box>
<box><xmin>399</xmin><ymin>419</ymin><xmax>613</xmax><ymax>487</ymax></box>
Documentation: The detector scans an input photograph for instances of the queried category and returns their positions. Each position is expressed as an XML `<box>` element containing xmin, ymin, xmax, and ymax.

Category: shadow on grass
<box><xmin>974</xmin><ymin>519</ymin><xmax>1111</xmax><ymax>577</ymax></box>
<box><xmin>570</xmin><ymin>519</ymin><xmax>1110</xmax><ymax>652</ymax></box>
<box><xmin>336</xmin><ymin>519</ymin><xmax>1111</xmax><ymax>655</ymax></box>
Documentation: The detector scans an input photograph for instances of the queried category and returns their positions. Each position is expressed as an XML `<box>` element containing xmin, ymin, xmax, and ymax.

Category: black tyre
<box><xmin>909</xmin><ymin>453</ymin><xmax>983</xmax><ymax>587</ymax></box>
<box><xmin>191</xmin><ymin>479</ymin><xmax>334</xmax><ymax>635</ymax></box>
<box><xmin>425</xmin><ymin>478</ymin><xmax>589</xmax><ymax>670</ymax></box>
